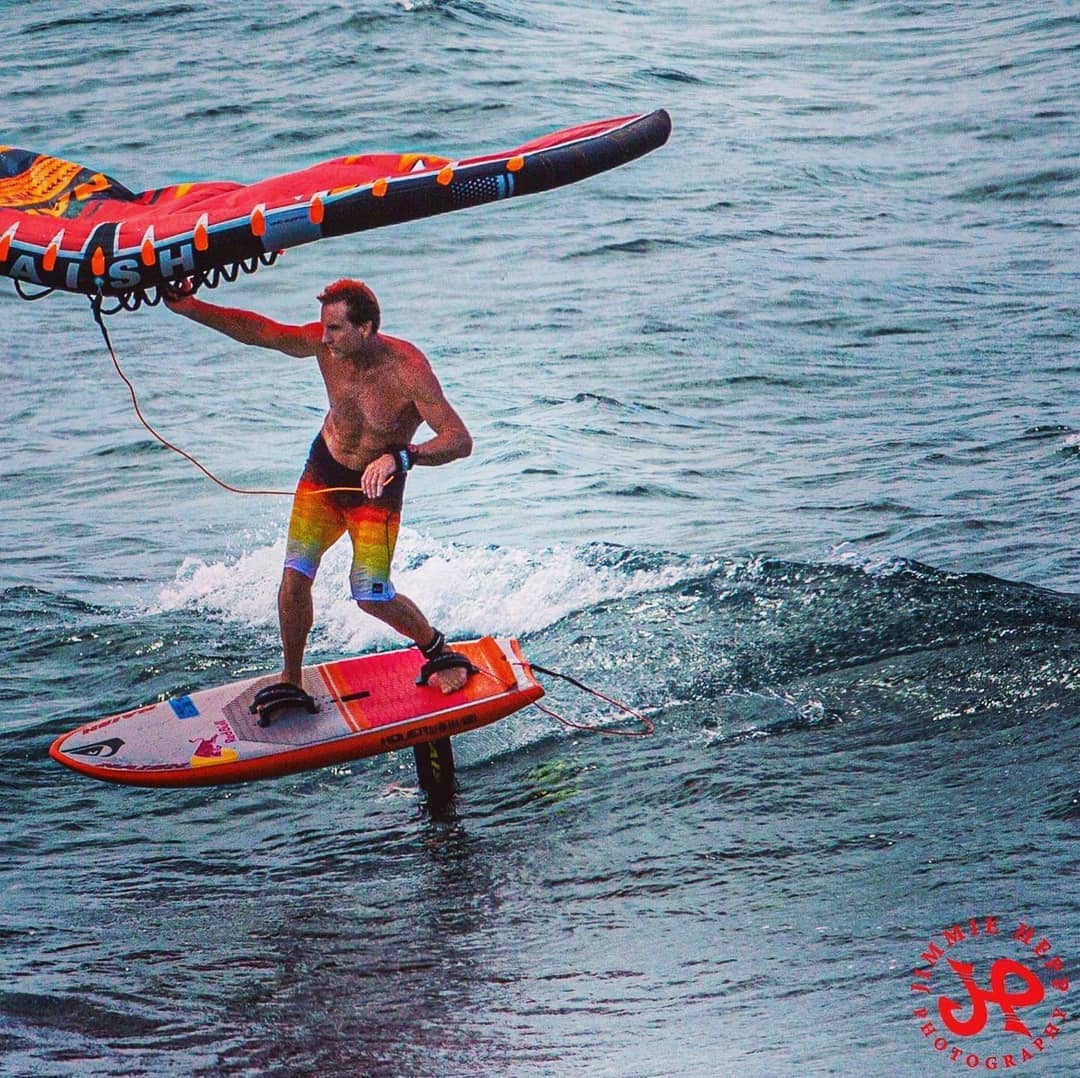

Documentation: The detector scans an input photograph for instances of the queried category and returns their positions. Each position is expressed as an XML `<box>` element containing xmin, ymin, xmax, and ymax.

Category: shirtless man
<box><xmin>165</xmin><ymin>279</ymin><xmax>474</xmax><ymax>720</ymax></box>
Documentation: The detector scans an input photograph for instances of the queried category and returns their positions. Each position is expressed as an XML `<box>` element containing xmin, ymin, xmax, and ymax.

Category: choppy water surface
<box><xmin>2</xmin><ymin>1</ymin><xmax>1077</xmax><ymax>1074</ymax></box>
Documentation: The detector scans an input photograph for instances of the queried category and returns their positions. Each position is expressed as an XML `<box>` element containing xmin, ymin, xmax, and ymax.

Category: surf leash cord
<box><xmin>468</xmin><ymin>658</ymin><xmax>652</xmax><ymax>738</ymax></box>
<box><xmin>520</xmin><ymin>662</ymin><xmax>654</xmax><ymax>738</ymax></box>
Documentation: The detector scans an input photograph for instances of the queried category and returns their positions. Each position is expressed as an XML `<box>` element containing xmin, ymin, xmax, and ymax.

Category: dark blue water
<box><xmin>2</xmin><ymin>1</ymin><xmax>1077</xmax><ymax>1074</ymax></box>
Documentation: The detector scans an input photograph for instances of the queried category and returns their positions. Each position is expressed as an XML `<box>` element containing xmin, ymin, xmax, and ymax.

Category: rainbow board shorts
<box><xmin>284</xmin><ymin>434</ymin><xmax>405</xmax><ymax>602</ymax></box>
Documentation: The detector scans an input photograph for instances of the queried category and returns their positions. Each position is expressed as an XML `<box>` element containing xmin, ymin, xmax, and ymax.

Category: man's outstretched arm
<box><xmin>164</xmin><ymin>292</ymin><xmax>320</xmax><ymax>358</ymax></box>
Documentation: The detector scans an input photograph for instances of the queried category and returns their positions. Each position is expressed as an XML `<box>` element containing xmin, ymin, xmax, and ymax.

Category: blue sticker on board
<box><xmin>170</xmin><ymin>695</ymin><xmax>200</xmax><ymax>719</ymax></box>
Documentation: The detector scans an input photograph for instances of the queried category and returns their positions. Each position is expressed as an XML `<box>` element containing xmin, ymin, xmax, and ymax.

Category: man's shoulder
<box><xmin>381</xmin><ymin>334</ymin><xmax>435</xmax><ymax>379</ymax></box>
<box><xmin>381</xmin><ymin>333</ymin><xmax>426</xmax><ymax>361</ymax></box>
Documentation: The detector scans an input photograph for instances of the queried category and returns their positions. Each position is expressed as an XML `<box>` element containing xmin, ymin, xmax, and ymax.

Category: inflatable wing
<box><xmin>0</xmin><ymin>110</ymin><xmax>670</xmax><ymax>305</ymax></box>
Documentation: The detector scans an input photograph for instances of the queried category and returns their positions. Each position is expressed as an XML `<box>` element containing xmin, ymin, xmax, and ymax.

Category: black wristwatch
<box><xmin>390</xmin><ymin>444</ymin><xmax>419</xmax><ymax>474</ymax></box>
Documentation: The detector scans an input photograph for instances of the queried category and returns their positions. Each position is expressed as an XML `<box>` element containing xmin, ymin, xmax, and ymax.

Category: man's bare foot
<box><xmin>430</xmin><ymin>666</ymin><xmax>469</xmax><ymax>694</ymax></box>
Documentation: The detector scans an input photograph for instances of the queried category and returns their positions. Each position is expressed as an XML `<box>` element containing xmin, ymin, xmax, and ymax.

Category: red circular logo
<box><xmin>911</xmin><ymin>915</ymin><xmax>1071</xmax><ymax>1069</ymax></box>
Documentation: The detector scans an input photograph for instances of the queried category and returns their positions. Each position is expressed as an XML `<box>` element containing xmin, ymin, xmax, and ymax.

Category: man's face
<box><xmin>320</xmin><ymin>300</ymin><xmax>372</xmax><ymax>360</ymax></box>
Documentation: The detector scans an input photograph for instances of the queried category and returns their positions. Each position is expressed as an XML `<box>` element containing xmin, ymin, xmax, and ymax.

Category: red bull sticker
<box><xmin>188</xmin><ymin>720</ymin><xmax>239</xmax><ymax>768</ymax></box>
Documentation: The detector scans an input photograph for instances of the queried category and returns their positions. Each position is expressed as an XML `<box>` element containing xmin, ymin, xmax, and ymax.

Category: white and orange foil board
<box><xmin>49</xmin><ymin>636</ymin><xmax>542</xmax><ymax>787</ymax></box>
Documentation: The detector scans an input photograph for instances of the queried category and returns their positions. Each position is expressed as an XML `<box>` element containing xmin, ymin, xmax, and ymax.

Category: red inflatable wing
<box><xmin>0</xmin><ymin>110</ymin><xmax>671</xmax><ymax>304</ymax></box>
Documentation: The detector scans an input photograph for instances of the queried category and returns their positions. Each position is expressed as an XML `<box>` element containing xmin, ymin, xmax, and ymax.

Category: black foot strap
<box><xmin>416</xmin><ymin>650</ymin><xmax>477</xmax><ymax>687</ymax></box>
<box><xmin>250</xmin><ymin>682</ymin><xmax>320</xmax><ymax>726</ymax></box>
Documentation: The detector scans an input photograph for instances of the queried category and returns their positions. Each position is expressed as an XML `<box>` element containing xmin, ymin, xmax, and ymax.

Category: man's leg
<box><xmin>281</xmin><ymin>439</ymin><xmax>346</xmax><ymax>687</ymax></box>
<box><xmin>356</xmin><ymin>592</ymin><xmax>433</xmax><ymax>644</ymax></box>
<box><xmin>357</xmin><ymin>594</ymin><xmax>469</xmax><ymax>693</ymax></box>
<box><xmin>279</xmin><ymin>567</ymin><xmax>315</xmax><ymax>686</ymax></box>
<box><xmin>346</xmin><ymin>492</ymin><xmax>469</xmax><ymax>693</ymax></box>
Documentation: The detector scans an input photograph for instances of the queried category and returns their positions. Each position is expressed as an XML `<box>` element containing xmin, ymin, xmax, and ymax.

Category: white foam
<box><xmin>155</xmin><ymin>527</ymin><xmax>701</xmax><ymax>651</ymax></box>
<box><xmin>823</xmin><ymin>543</ymin><xmax>917</xmax><ymax>579</ymax></box>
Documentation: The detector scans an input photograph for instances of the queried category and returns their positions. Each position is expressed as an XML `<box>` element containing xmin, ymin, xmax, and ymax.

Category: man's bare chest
<box><xmin>319</xmin><ymin>357</ymin><xmax>417</xmax><ymax>438</ymax></box>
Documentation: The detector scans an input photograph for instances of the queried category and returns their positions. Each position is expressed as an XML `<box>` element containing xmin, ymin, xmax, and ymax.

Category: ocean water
<box><xmin>1</xmin><ymin>1</ymin><xmax>1077</xmax><ymax>1075</ymax></box>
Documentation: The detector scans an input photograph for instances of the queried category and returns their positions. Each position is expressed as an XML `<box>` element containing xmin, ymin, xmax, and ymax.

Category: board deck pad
<box><xmin>50</xmin><ymin>637</ymin><xmax>543</xmax><ymax>787</ymax></box>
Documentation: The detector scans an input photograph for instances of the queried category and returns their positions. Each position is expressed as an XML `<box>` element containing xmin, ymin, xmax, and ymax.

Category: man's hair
<box><xmin>318</xmin><ymin>279</ymin><xmax>381</xmax><ymax>333</ymax></box>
